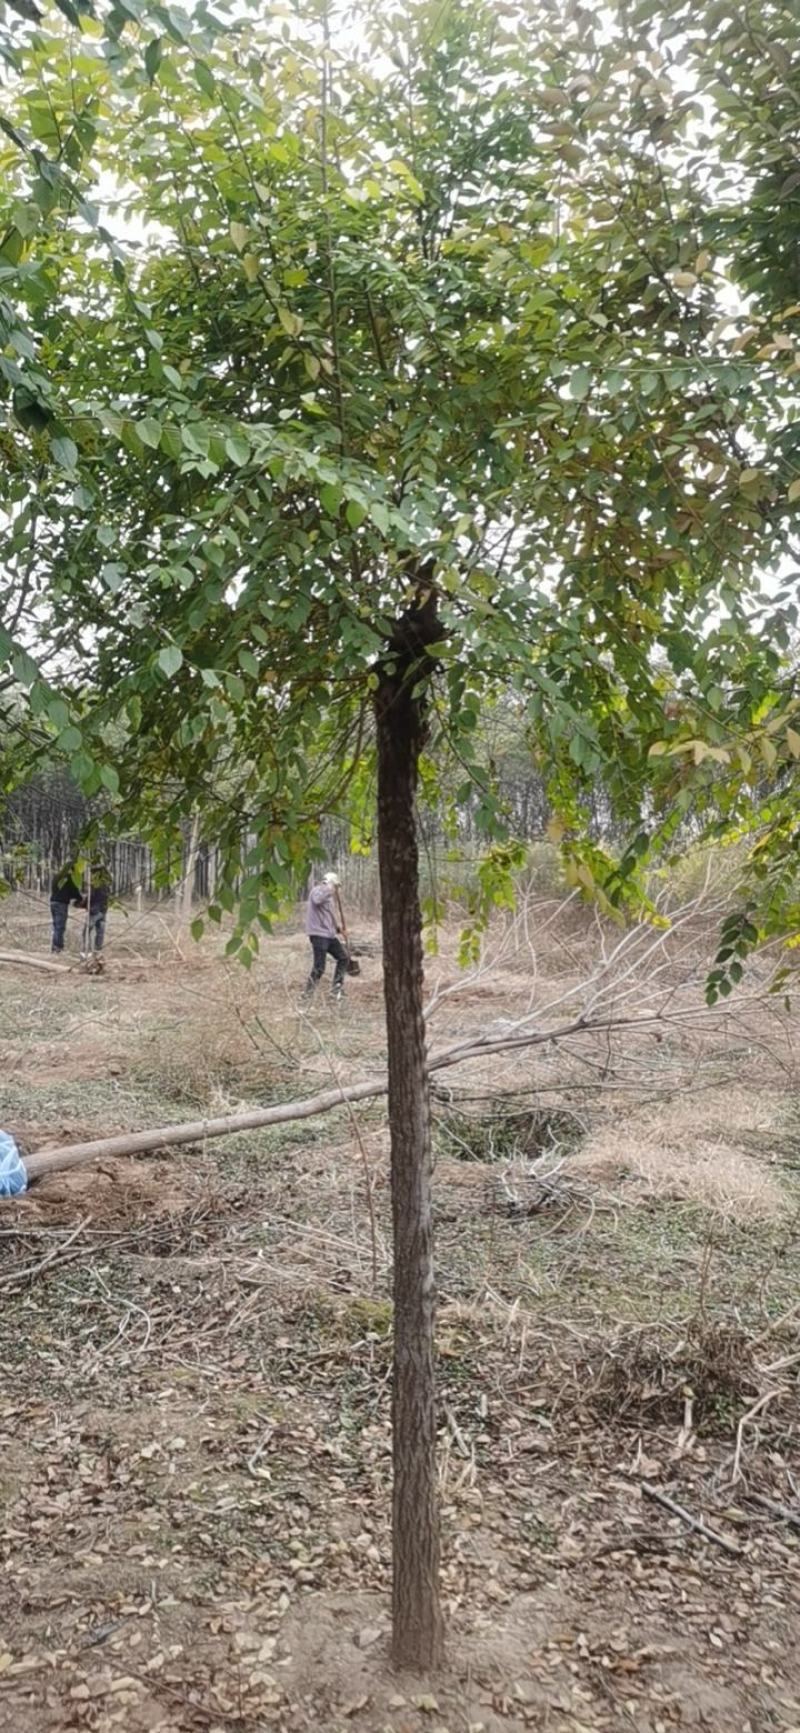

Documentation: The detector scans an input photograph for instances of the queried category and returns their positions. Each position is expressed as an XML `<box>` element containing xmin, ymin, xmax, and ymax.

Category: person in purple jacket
<box><xmin>302</xmin><ymin>871</ymin><xmax>349</xmax><ymax>1002</ymax></box>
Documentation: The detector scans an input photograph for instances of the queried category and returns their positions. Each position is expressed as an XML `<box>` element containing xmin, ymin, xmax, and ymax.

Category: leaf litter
<box><xmin>0</xmin><ymin>927</ymin><xmax>798</xmax><ymax>1731</ymax></box>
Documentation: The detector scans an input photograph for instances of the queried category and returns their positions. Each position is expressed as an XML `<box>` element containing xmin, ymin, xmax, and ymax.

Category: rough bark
<box><xmin>375</xmin><ymin>592</ymin><xmax>444</xmax><ymax>1672</ymax></box>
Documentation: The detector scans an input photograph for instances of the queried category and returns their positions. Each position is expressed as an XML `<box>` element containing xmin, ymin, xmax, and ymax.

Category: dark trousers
<box><xmin>82</xmin><ymin>910</ymin><xmax>106</xmax><ymax>954</ymax></box>
<box><xmin>305</xmin><ymin>935</ymin><xmax>348</xmax><ymax>995</ymax></box>
<box><xmin>50</xmin><ymin>899</ymin><xmax>69</xmax><ymax>952</ymax></box>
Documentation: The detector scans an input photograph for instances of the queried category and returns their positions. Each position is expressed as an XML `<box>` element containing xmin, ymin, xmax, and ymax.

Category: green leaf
<box><xmin>47</xmin><ymin>697</ymin><xmax>70</xmax><ymax>730</ymax></box>
<box><xmin>195</xmin><ymin>60</ymin><xmax>216</xmax><ymax>98</ymax></box>
<box><xmin>101</xmin><ymin>562</ymin><xmax>125</xmax><ymax>593</ymax></box>
<box><xmin>57</xmin><ymin>725</ymin><xmax>83</xmax><ymax>752</ymax></box>
<box><xmin>0</xmin><ymin>228</ymin><xmax>24</xmax><ymax>266</ymax></box>
<box><xmin>346</xmin><ymin>499</ymin><xmax>367</xmax><ymax>529</ymax></box>
<box><xmin>144</xmin><ymin>327</ymin><xmax>164</xmax><ymax>353</ymax></box>
<box><xmin>388</xmin><ymin>157</ymin><xmax>425</xmax><ymax>202</ymax></box>
<box><xmin>567</xmin><ymin>366</ymin><xmax>592</xmax><ymax>401</ymax></box>
<box><xmin>225</xmin><ymin>433</ymin><xmax>251</xmax><ymax>467</ymax></box>
<box><xmin>191</xmin><ymin>917</ymin><xmax>204</xmax><ymax>942</ymax></box>
<box><xmin>100</xmin><ymin>764</ymin><xmax>120</xmax><ymax>794</ymax></box>
<box><xmin>238</xmin><ymin>648</ymin><xmax>260</xmax><ymax>678</ymax></box>
<box><xmin>278</xmin><ymin>305</ymin><xmax>301</xmax><ymax>337</ymax></box>
<box><xmin>70</xmin><ymin>750</ymin><xmax>95</xmax><ymax>789</ymax></box>
<box><xmin>137</xmin><ymin>416</ymin><xmax>162</xmax><ymax>448</ymax></box>
<box><xmin>11</xmin><ymin>202</ymin><xmax>40</xmax><ymax>238</ymax></box>
<box><xmin>145</xmin><ymin>36</ymin><xmax>163</xmax><ymax>82</ymax></box>
<box><xmin>182</xmin><ymin>424</ymin><xmax>210</xmax><ymax>458</ymax></box>
<box><xmin>230</xmin><ymin>221</ymin><xmax>249</xmax><ymax>253</ymax></box>
<box><xmin>160</xmin><ymin>426</ymin><xmax>183</xmax><ymax>460</ymax></box>
<box><xmin>120</xmin><ymin>421</ymin><xmax>144</xmax><ymax>456</ymax></box>
<box><xmin>320</xmin><ymin>483</ymin><xmax>342</xmax><ymax>516</ymax></box>
<box><xmin>12</xmin><ymin>648</ymin><xmax>39</xmax><ymax>688</ymax></box>
<box><xmin>158</xmin><ymin>645</ymin><xmax>184</xmax><ymax>678</ymax></box>
<box><xmin>51</xmin><ymin>435</ymin><xmax>78</xmax><ymax>472</ymax></box>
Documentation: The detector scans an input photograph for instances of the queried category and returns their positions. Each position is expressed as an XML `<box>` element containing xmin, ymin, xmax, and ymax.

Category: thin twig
<box><xmin>745</xmin><ymin>1492</ymin><xmax>800</xmax><ymax>1533</ymax></box>
<box><xmin>444</xmin><ymin>1403</ymin><xmax>471</xmax><ymax>1460</ymax></box>
<box><xmin>0</xmin><ymin>1216</ymin><xmax>92</xmax><ymax>1290</ymax></box>
<box><xmin>732</xmin><ymin>1390</ymin><xmax>782</xmax><ymax>1484</ymax></box>
<box><xmin>641</xmin><ymin>1482</ymin><xmax>742</xmax><ymax>1556</ymax></box>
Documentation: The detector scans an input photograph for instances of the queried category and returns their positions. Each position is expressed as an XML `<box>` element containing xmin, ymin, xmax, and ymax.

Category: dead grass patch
<box><xmin>574</xmin><ymin>1101</ymin><xmax>788</xmax><ymax>1221</ymax></box>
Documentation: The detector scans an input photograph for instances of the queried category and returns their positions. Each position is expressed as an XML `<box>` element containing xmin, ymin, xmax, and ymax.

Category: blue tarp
<box><xmin>0</xmin><ymin>1131</ymin><xmax>28</xmax><ymax>1196</ymax></box>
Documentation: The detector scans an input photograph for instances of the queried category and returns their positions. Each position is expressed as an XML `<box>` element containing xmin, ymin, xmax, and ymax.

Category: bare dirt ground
<box><xmin>0</xmin><ymin>889</ymin><xmax>798</xmax><ymax>1733</ymax></box>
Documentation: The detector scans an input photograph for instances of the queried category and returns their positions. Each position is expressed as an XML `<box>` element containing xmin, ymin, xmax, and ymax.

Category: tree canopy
<box><xmin>1</xmin><ymin>0</ymin><xmax>795</xmax><ymax>936</ymax></box>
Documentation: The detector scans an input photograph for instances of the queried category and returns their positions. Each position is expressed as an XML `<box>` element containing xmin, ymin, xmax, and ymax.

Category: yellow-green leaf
<box><xmin>230</xmin><ymin>221</ymin><xmax>249</xmax><ymax>253</ymax></box>
<box><xmin>786</xmin><ymin>728</ymin><xmax>800</xmax><ymax>758</ymax></box>
<box><xmin>278</xmin><ymin>306</ymin><xmax>302</xmax><ymax>337</ymax></box>
<box><xmin>760</xmin><ymin>736</ymin><xmax>778</xmax><ymax>769</ymax></box>
<box><xmin>388</xmin><ymin>158</ymin><xmax>425</xmax><ymax>202</ymax></box>
<box><xmin>787</xmin><ymin>477</ymin><xmax>800</xmax><ymax>503</ymax></box>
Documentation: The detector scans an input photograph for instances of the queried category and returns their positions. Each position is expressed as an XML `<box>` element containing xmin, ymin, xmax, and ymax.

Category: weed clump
<box><xmin>559</xmin><ymin>1321</ymin><xmax>758</xmax><ymax>1433</ymax></box>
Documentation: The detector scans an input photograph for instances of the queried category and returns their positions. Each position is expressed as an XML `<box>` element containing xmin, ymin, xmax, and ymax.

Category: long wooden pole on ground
<box><xmin>0</xmin><ymin>952</ymin><xmax>71</xmax><ymax>975</ymax></box>
<box><xmin>25</xmin><ymin>1077</ymin><xmax>387</xmax><ymax>1179</ymax></box>
<box><xmin>17</xmin><ymin>1003</ymin><xmax>729</xmax><ymax>1185</ymax></box>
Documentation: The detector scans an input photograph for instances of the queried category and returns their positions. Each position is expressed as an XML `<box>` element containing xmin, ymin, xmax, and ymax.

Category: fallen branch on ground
<box><xmin>16</xmin><ymin>997</ymin><xmax>777</xmax><ymax>1185</ymax></box>
<box><xmin>745</xmin><ymin>1491</ymin><xmax>800</xmax><ymax>1533</ymax></box>
<box><xmin>0</xmin><ymin>950</ymin><xmax>71</xmax><ymax>975</ymax></box>
<box><xmin>25</xmin><ymin>1077</ymin><xmax>387</xmax><ymax>1179</ymax></box>
<box><xmin>641</xmin><ymin>1482</ymin><xmax>742</xmax><ymax>1556</ymax></box>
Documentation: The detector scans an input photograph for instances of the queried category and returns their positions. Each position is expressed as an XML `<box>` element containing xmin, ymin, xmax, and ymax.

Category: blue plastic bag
<box><xmin>0</xmin><ymin>1131</ymin><xmax>27</xmax><ymax>1197</ymax></box>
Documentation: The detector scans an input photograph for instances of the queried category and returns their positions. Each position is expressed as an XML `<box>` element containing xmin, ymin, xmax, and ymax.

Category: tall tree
<box><xmin>1</xmin><ymin>0</ymin><xmax>793</xmax><ymax>1665</ymax></box>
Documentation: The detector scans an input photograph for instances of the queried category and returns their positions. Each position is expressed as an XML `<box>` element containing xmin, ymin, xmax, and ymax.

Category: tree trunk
<box><xmin>375</xmin><ymin>649</ymin><xmax>443</xmax><ymax>1672</ymax></box>
<box><xmin>179</xmin><ymin>812</ymin><xmax>201</xmax><ymax>930</ymax></box>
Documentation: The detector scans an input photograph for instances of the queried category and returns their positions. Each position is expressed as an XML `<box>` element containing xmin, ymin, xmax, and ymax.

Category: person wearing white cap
<box><xmin>302</xmin><ymin>871</ymin><xmax>349</xmax><ymax>1001</ymax></box>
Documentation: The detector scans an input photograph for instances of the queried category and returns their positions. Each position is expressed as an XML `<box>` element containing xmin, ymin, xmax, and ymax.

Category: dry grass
<box><xmin>573</xmin><ymin>1118</ymin><xmax>789</xmax><ymax>1220</ymax></box>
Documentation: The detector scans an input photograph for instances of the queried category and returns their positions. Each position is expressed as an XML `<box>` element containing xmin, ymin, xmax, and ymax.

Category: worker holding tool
<box><xmin>80</xmin><ymin>856</ymin><xmax>111</xmax><ymax>968</ymax></box>
<box><xmin>50</xmin><ymin>860</ymin><xmax>86</xmax><ymax>953</ymax></box>
<box><xmin>302</xmin><ymin>871</ymin><xmax>353</xmax><ymax>1003</ymax></box>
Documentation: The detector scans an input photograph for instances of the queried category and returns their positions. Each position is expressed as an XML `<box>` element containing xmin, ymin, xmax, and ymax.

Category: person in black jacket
<box><xmin>50</xmin><ymin>863</ymin><xmax>86</xmax><ymax>953</ymax></box>
<box><xmin>81</xmin><ymin>859</ymin><xmax>111</xmax><ymax>961</ymax></box>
